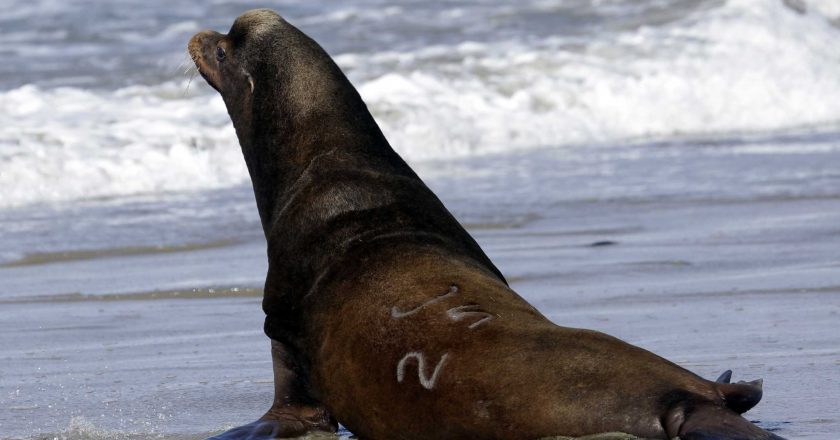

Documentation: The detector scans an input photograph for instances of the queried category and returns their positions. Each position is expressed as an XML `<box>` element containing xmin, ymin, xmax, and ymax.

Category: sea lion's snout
<box><xmin>188</xmin><ymin>30</ymin><xmax>225</xmax><ymax>92</ymax></box>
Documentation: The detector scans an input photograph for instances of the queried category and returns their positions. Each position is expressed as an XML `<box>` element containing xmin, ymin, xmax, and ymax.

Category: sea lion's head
<box><xmin>188</xmin><ymin>9</ymin><xmax>366</xmax><ymax>150</ymax></box>
<box><xmin>188</xmin><ymin>11</ymin><xmax>263</xmax><ymax>107</ymax></box>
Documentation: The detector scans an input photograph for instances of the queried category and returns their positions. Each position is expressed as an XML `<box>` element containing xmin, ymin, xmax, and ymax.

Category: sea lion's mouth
<box><xmin>196</xmin><ymin>68</ymin><xmax>221</xmax><ymax>93</ymax></box>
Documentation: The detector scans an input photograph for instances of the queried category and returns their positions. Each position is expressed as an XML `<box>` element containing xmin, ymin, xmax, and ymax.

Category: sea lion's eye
<box><xmin>216</xmin><ymin>46</ymin><xmax>226</xmax><ymax>62</ymax></box>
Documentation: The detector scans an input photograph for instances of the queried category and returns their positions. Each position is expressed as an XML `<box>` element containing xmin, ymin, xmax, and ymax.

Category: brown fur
<box><xmin>190</xmin><ymin>9</ymin><xmax>785</xmax><ymax>440</ymax></box>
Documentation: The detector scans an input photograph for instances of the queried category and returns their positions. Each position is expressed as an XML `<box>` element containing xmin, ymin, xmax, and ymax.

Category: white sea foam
<box><xmin>2</xmin><ymin>0</ymin><xmax>840</xmax><ymax>208</ymax></box>
<box><xmin>354</xmin><ymin>0</ymin><xmax>840</xmax><ymax>159</ymax></box>
<box><xmin>0</xmin><ymin>83</ymin><xmax>246</xmax><ymax>208</ymax></box>
<box><xmin>31</xmin><ymin>416</ymin><xmax>161</xmax><ymax>440</ymax></box>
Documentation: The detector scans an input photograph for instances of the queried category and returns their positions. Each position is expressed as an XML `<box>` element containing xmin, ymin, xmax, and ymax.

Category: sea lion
<box><xmin>188</xmin><ymin>9</ymin><xmax>787</xmax><ymax>440</ymax></box>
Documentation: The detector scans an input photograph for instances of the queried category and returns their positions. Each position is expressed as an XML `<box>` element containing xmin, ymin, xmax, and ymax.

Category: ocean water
<box><xmin>1</xmin><ymin>0</ymin><xmax>839</xmax><ymax>439</ymax></box>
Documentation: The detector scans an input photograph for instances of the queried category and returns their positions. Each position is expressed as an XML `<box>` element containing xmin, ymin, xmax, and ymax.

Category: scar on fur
<box><xmin>447</xmin><ymin>304</ymin><xmax>495</xmax><ymax>329</ymax></box>
<box><xmin>391</xmin><ymin>285</ymin><xmax>458</xmax><ymax>319</ymax></box>
<box><xmin>396</xmin><ymin>351</ymin><xmax>450</xmax><ymax>390</ymax></box>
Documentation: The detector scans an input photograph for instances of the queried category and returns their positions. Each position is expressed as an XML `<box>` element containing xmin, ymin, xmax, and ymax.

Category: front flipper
<box><xmin>206</xmin><ymin>408</ymin><xmax>334</xmax><ymax>440</ymax></box>
<box><xmin>207</xmin><ymin>340</ymin><xmax>337</xmax><ymax>439</ymax></box>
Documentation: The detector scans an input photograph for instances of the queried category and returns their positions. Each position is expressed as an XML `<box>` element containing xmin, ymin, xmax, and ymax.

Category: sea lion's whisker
<box><xmin>184</xmin><ymin>71</ymin><xmax>197</xmax><ymax>97</ymax></box>
<box><xmin>174</xmin><ymin>54</ymin><xmax>192</xmax><ymax>75</ymax></box>
<box><xmin>183</xmin><ymin>47</ymin><xmax>200</xmax><ymax>93</ymax></box>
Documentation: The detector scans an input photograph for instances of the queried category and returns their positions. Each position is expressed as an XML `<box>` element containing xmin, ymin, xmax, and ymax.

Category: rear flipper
<box><xmin>714</xmin><ymin>370</ymin><xmax>764</xmax><ymax>415</ymax></box>
<box><xmin>666</xmin><ymin>402</ymin><xmax>786</xmax><ymax>440</ymax></box>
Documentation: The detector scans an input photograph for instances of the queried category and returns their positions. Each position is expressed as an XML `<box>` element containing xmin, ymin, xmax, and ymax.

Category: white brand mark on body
<box><xmin>396</xmin><ymin>351</ymin><xmax>450</xmax><ymax>390</ymax></box>
<box><xmin>446</xmin><ymin>304</ymin><xmax>495</xmax><ymax>329</ymax></box>
<box><xmin>391</xmin><ymin>285</ymin><xmax>458</xmax><ymax>319</ymax></box>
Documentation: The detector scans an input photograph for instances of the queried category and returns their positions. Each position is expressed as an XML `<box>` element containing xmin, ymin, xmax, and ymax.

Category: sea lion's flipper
<box><xmin>667</xmin><ymin>403</ymin><xmax>786</xmax><ymax>440</ymax></box>
<box><xmin>715</xmin><ymin>370</ymin><xmax>733</xmax><ymax>384</ymax></box>
<box><xmin>205</xmin><ymin>418</ymin><xmax>314</xmax><ymax>440</ymax></box>
<box><xmin>717</xmin><ymin>376</ymin><xmax>764</xmax><ymax>414</ymax></box>
<box><xmin>710</xmin><ymin>370</ymin><xmax>763</xmax><ymax>414</ymax></box>
<box><xmin>205</xmin><ymin>340</ymin><xmax>336</xmax><ymax>439</ymax></box>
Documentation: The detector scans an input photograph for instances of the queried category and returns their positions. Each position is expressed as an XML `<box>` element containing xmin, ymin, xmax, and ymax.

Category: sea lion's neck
<box><xmin>234</xmin><ymin>54</ymin><xmax>391</xmax><ymax>236</ymax></box>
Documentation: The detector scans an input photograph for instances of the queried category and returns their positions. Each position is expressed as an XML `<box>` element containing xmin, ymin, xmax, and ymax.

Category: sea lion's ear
<box><xmin>239</xmin><ymin>66</ymin><xmax>255</xmax><ymax>94</ymax></box>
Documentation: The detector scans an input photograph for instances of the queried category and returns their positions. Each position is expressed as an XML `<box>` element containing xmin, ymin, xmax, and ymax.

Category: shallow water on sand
<box><xmin>2</xmin><ymin>0</ymin><xmax>840</xmax><ymax>439</ymax></box>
